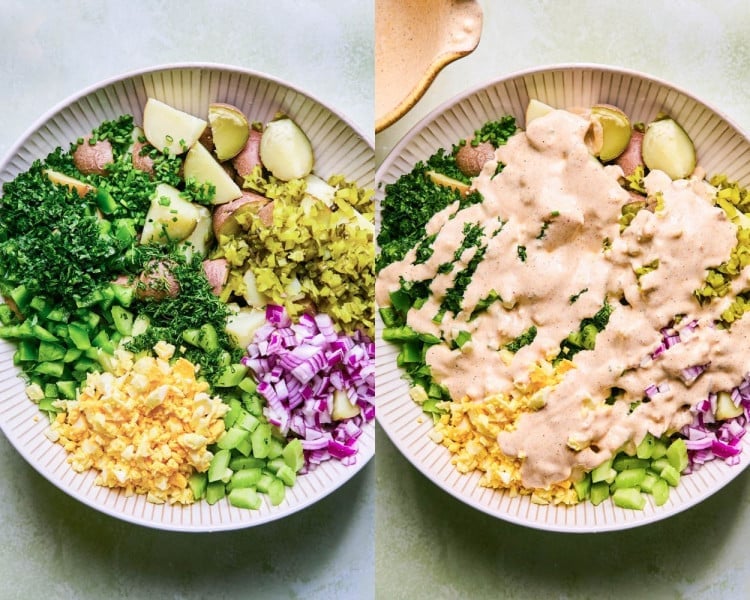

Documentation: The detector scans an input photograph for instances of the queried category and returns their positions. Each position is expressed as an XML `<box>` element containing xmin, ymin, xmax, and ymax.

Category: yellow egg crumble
<box><xmin>47</xmin><ymin>342</ymin><xmax>228</xmax><ymax>504</ymax></box>
<box><xmin>431</xmin><ymin>358</ymin><xmax>580</xmax><ymax>505</ymax></box>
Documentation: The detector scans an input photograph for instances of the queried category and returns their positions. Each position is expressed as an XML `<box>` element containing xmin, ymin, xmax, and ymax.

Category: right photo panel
<box><xmin>375</xmin><ymin>1</ymin><xmax>750</xmax><ymax>598</ymax></box>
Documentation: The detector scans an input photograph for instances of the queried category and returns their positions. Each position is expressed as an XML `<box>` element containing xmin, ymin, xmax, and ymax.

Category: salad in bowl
<box><xmin>0</xmin><ymin>64</ymin><xmax>375</xmax><ymax>531</ymax></box>
<box><xmin>375</xmin><ymin>65</ymin><xmax>750</xmax><ymax>531</ymax></box>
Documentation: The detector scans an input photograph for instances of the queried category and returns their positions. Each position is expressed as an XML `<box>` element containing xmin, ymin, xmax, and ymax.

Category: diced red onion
<box><xmin>243</xmin><ymin>304</ymin><xmax>374</xmax><ymax>470</ymax></box>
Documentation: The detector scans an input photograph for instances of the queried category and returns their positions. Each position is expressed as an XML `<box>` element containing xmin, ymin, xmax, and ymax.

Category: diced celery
<box><xmin>235</xmin><ymin>410</ymin><xmax>260</xmax><ymax>433</ymax></box>
<box><xmin>235</xmin><ymin>435</ymin><xmax>253</xmax><ymax>458</ymax></box>
<box><xmin>0</xmin><ymin>304</ymin><xmax>13</xmax><ymax>325</ymax></box>
<box><xmin>612</xmin><ymin>488</ymin><xmax>646</xmax><ymax>510</ymax></box>
<box><xmin>228</xmin><ymin>487</ymin><xmax>262</xmax><ymax>510</ymax></box>
<box><xmin>276</xmin><ymin>465</ymin><xmax>296</xmax><ymax>487</ymax></box>
<box><xmin>666</xmin><ymin>438</ymin><xmax>689</xmax><ymax>473</ymax></box>
<box><xmin>214</xmin><ymin>364</ymin><xmax>248</xmax><ymax>388</ymax></box>
<box><xmin>639</xmin><ymin>471</ymin><xmax>658</xmax><ymax>494</ymax></box>
<box><xmin>238</xmin><ymin>377</ymin><xmax>257</xmax><ymax>394</ymax></box>
<box><xmin>282</xmin><ymin>438</ymin><xmax>305</xmax><ymax>472</ymax></box>
<box><xmin>208</xmin><ymin>449</ymin><xmax>232</xmax><ymax>483</ymax></box>
<box><xmin>637</xmin><ymin>433</ymin><xmax>656</xmax><ymax>459</ymax></box>
<box><xmin>217</xmin><ymin>426</ymin><xmax>251</xmax><ymax>450</ymax></box>
<box><xmin>267</xmin><ymin>437</ymin><xmax>284</xmax><ymax>460</ymax></box>
<box><xmin>614</xmin><ymin>468</ymin><xmax>646</xmax><ymax>489</ymax></box>
<box><xmin>230</xmin><ymin>468</ymin><xmax>262</xmax><ymax>489</ymax></box>
<box><xmin>650</xmin><ymin>458</ymin><xmax>671</xmax><ymax>474</ymax></box>
<box><xmin>590</xmin><ymin>481</ymin><xmax>610</xmax><ymax>505</ymax></box>
<box><xmin>223</xmin><ymin>397</ymin><xmax>242</xmax><ymax>428</ymax></box>
<box><xmin>182</xmin><ymin>328</ymin><xmax>202</xmax><ymax>347</ymax></box>
<box><xmin>613</xmin><ymin>455</ymin><xmax>649</xmax><ymax>471</ymax></box>
<box><xmin>651</xmin><ymin>438</ymin><xmax>668</xmax><ymax>459</ymax></box>
<box><xmin>229</xmin><ymin>457</ymin><xmax>266</xmax><ymax>471</ymax></box>
<box><xmin>251</xmin><ymin>423</ymin><xmax>272</xmax><ymax>459</ymax></box>
<box><xmin>265</xmin><ymin>457</ymin><xmax>286</xmax><ymax>474</ymax></box>
<box><xmin>652</xmin><ymin>478</ymin><xmax>670</xmax><ymax>506</ymax></box>
<box><xmin>198</xmin><ymin>323</ymin><xmax>220</xmax><ymax>352</ymax></box>
<box><xmin>255</xmin><ymin>473</ymin><xmax>275</xmax><ymax>494</ymax></box>
<box><xmin>188</xmin><ymin>472</ymin><xmax>207</xmax><ymax>500</ymax></box>
<box><xmin>574</xmin><ymin>475</ymin><xmax>591</xmax><ymax>501</ymax></box>
<box><xmin>242</xmin><ymin>393</ymin><xmax>264</xmax><ymax>417</ymax></box>
<box><xmin>30</xmin><ymin>296</ymin><xmax>52</xmax><ymax>316</ymax></box>
<box><xmin>591</xmin><ymin>459</ymin><xmax>616</xmax><ymax>484</ymax></box>
<box><xmin>111</xmin><ymin>305</ymin><xmax>134</xmax><ymax>336</ymax></box>
<box><xmin>267</xmin><ymin>478</ymin><xmax>286</xmax><ymax>506</ymax></box>
<box><xmin>660</xmin><ymin>464</ymin><xmax>681</xmax><ymax>487</ymax></box>
<box><xmin>205</xmin><ymin>481</ymin><xmax>226</xmax><ymax>505</ymax></box>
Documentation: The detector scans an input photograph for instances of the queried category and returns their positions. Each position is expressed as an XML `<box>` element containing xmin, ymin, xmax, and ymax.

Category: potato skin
<box><xmin>455</xmin><ymin>140</ymin><xmax>495</xmax><ymax>177</ymax></box>
<box><xmin>131</xmin><ymin>139</ymin><xmax>155</xmax><ymax>177</ymax></box>
<box><xmin>202</xmin><ymin>258</ymin><xmax>229</xmax><ymax>296</ymax></box>
<box><xmin>73</xmin><ymin>135</ymin><xmax>114</xmax><ymax>176</ymax></box>
<box><xmin>232</xmin><ymin>128</ymin><xmax>263</xmax><ymax>179</ymax></box>
<box><xmin>135</xmin><ymin>260</ymin><xmax>180</xmax><ymax>301</ymax></box>
<box><xmin>614</xmin><ymin>130</ymin><xmax>644</xmax><ymax>177</ymax></box>
<box><xmin>212</xmin><ymin>191</ymin><xmax>268</xmax><ymax>238</ymax></box>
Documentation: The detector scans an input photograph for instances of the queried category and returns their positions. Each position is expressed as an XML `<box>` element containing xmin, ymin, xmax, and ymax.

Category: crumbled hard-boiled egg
<box><xmin>48</xmin><ymin>343</ymin><xmax>228</xmax><ymax>504</ymax></box>
<box><xmin>434</xmin><ymin>358</ymin><xmax>579</xmax><ymax>505</ymax></box>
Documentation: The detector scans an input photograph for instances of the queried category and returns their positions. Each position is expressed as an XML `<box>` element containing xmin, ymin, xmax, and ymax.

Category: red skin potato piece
<box><xmin>212</xmin><ymin>191</ymin><xmax>269</xmax><ymax>238</ymax></box>
<box><xmin>202</xmin><ymin>258</ymin><xmax>229</xmax><ymax>296</ymax></box>
<box><xmin>232</xmin><ymin>128</ymin><xmax>263</xmax><ymax>180</ymax></box>
<box><xmin>73</xmin><ymin>136</ymin><xmax>114</xmax><ymax>176</ymax></box>
<box><xmin>614</xmin><ymin>130</ymin><xmax>644</xmax><ymax>177</ymax></box>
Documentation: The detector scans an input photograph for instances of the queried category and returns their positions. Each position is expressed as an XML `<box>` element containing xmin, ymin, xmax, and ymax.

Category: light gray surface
<box><xmin>0</xmin><ymin>2</ymin><xmax>373</xmax><ymax>599</ymax></box>
<box><xmin>375</xmin><ymin>1</ymin><xmax>750</xmax><ymax>598</ymax></box>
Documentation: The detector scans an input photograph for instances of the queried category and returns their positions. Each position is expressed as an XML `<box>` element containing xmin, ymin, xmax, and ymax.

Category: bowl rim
<box><xmin>0</xmin><ymin>61</ymin><xmax>374</xmax><ymax>172</ymax></box>
<box><xmin>0</xmin><ymin>61</ymin><xmax>375</xmax><ymax>532</ymax></box>
<box><xmin>377</xmin><ymin>61</ymin><xmax>749</xmax><ymax>182</ymax></box>
<box><xmin>375</xmin><ymin>62</ymin><xmax>750</xmax><ymax>533</ymax></box>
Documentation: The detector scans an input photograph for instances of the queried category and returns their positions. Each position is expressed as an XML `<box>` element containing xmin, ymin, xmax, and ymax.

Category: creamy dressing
<box><xmin>377</xmin><ymin>109</ymin><xmax>745</xmax><ymax>489</ymax></box>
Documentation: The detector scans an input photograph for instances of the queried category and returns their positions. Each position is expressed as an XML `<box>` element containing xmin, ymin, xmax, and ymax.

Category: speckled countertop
<box><xmin>376</xmin><ymin>1</ymin><xmax>750</xmax><ymax>599</ymax></box>
<box><xmin>0</xmin><ymin>2</ymin><xmax>373</xmax><ymax>599</ymax></box>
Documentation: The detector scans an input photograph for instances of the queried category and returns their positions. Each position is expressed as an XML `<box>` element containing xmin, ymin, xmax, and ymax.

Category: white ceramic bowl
<box><xmin>376</xmin><ymin>63</ymin><xmax>750</xmax><ymax>532</ymax></box>
<box><xmin>0</xmin><ymin>63</ymin><xmax>374</xmax><ymax>532</ymax></box>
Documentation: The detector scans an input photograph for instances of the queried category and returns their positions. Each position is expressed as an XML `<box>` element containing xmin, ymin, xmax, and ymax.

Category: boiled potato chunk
<box><xmin>715</xmin><ymin>391</ymin><xmax>744</xmax><ymax>420</ymax></box>
<box><xmin>178</xmin><ymin>205</ymin><xmax>213</xmax><ymax>259</ymax></box>
<box><xmin>332</xmin><ymin>388</ymin><xmax>361</xmax><ymax>421</ymax></box>
<box><xmin>642</xmin><ymin>116</ymin><xmax>696</xmax><ymax>180</ymax></box>
<box><xmin>591</xmin><ymin>104</ymin><xmax>632</xmax><ymax>162</ymax></box>
<box><xmin>141</xmin><ymin>183</ymin><xmax>201</xmax><ymax>244</ymax></box>
<box><xmin>142</xmin><ymin>98</ymin><xmax>207</xmax><ymax>156</ymax></box>
<box><xmin>183</xmin><ymin>141</ymin><xmax>243</xmax><ymax>205</ymax></box>
<box><xmin>225</xmin><ymin>305</ymin><xmax>267</xmax><ymax>349</ymax></box>
<box><xmin>259</xmin><ymin>118</ymin><xmax>314</xmax><ymax>181</ymax></box>
<box><xmin>242</xmin><ymin>268</ymin><xmax>270</xmax><ymax>308</ymax></box>
<box><xmin>44</xmin><ymin>169</ymin><xmax>94</xmax><ymax>197</ymax></box>
<box><xmin>208</xmin><ymin>103</ymin><xmax>250</xmax><ymax>161</ymax></box>
<box><xmin>525</xmin><ymin>98</ymin><xmax>555</xmax><ymax>126</ymax></box>
<box><xmin>427</xmin><ymin>170</ymin><xmax>470</xmax><ymax>196</ymax></box>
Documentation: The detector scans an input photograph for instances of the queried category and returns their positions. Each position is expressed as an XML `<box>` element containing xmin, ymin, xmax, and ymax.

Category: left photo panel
<box><xmin>0</xmin><ymin>2</ymin><xmax>374</xmax><ymax>599</ymax></box>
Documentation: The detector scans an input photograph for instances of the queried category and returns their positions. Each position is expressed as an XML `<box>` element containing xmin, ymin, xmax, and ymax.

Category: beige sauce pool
<box><xmin>377</xmin><ymin>109</ymin><xmax>745</xmax><ymax>489</ymax></box>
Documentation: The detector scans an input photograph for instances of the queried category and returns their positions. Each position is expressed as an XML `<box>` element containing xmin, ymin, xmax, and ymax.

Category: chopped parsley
<box><xmin>517</xmin><ymin>245</ymin><xmax>527</xmax><ymax>262</ymax></box>
<box><xmin>504</xmin><ymin>325</ymin><xmax>537</xmax><ymax>353</ymax></box>
<box><xmin>569</xmin><ymin>288</ymin><xmax>589</xmax><ymax>304</ymax></box>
